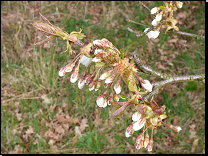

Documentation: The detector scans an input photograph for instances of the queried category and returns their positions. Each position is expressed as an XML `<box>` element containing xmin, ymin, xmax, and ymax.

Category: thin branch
<box><xmin>127</xmin><ymin>19</ymin><xmax>205</xmax><ymax>39</ymax></box>
<box><xmin>127</xmin><ymin>20</ymin><xmax>153</xmax><ymax>29</ymax></box>
<box><xmin>133</xmin><ymin>54</ymin><xmax>205</xmax><ymax>102</ymax></box>
<box><xmin>83</xmin><ymin>1</ymin><xmax>88</xmax><ymax>20</ymax></box>
<box><xmin>142</xmin><ymin>74</ymin><xmax>205</xmax><ymax>101</ymax></box>
<box><xmin>139</xmin><ymin>1</ymin><xmax>151</xmax><ymax>12</ymax></box>
<box><xmin>174</xmin><ymin>30</ymin><xmax>205</xmax><ymax>39</ymax></box>
<box><xmin>133</xmin><ymin>54</ymin><xmax>170</xmax><ymax>80</ymax></box>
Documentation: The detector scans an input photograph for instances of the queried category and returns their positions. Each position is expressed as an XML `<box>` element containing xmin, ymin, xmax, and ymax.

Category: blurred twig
<box><xmin>139</xmin><ymin>1</ymin><xmax>151</xmax><ymax>12</ymax></box>
<box><xmin>83</xmin><ymin>1</ymin><xmax>88</xmax><ymax>20</ymax></box>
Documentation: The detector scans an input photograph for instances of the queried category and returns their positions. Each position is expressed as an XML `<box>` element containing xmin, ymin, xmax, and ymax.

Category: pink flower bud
<box><xmin>154</xmin><ymin>105</ymin><xmax>166</xmax><ymax>116</ymax></box>
<box><xmin>65</xmin><ymin>62</ymin><xmax>76</xmax><ymax>73</ymax></box>
<box><xmin>59</xmin><ymin>66</ymin><xmax>65</xmax><ymax>77</ymax></box>
<box><xmin>147</xmin><ymin>139</ymin><xmax>153</xmax><ymax>151</ymax></box>
<box><xmin>151</xmin><ymin>100</ymin><xmax>159</xmax><ymax>110</ymax></box>
<box><xmin>99</xmin><ymin>68</ymin><xmax>115</xmax><ymax>80</ymax></box>
<box><xmin>125</xmin><ymin>124</ymin><xmax>134</xmax><ymax>137</ymax></box>
<box><xmin>144</xmin><ymin>133</ymin><xmax>149</xmax><ymax>148</ymax></box>
<box><xmin>105</xmin><ymin>74</ymin><xmax>116</xmax><ymax>84</ymax></box>
<box><xmin>114</xmin><ymin>79</ymin><xmax>122</xmax><ymax>94</ymax></box>
<box><xmin>135</xmin><ymin>140</ymin><xmax>143</xmax><ymax>149</ymax></box>
<box><xmin>136</xmin><ymin>133</ymin><xmax>144</xmax><ymax>143</ymax></box>
<box><xmin>93</xmin><ymin>40</ymin><xmax>105</xmax><ymax>49</ymax></box>
<box><xmin>170</xmin><ymin>125</ymin><xmax>182</xmax><ymax>132</ymax></box>
<box><xmin>70</xmin><ymin>67</ymin><xmax>79</xmax><ymax>83</ymax></box>
<box><xmin>94</xmin><ymin>49</ymin><xmax>104</xmax><ymax>55</ymax></box>
<box><xmin>113</xmin><ymin>93</ymin><xmax>119</xmax><ymax>102</ymax></box>
<box><xmin>101</xmin><ymin>38</ymin><xmax>112</xmax><ymax>46</ymax></box>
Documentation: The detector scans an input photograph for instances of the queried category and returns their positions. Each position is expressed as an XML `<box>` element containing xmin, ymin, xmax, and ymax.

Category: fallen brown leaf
<box><xmin>79</xmin><ymin>118</ymin><xmax>89</xmax><ymax>132</ymax></box>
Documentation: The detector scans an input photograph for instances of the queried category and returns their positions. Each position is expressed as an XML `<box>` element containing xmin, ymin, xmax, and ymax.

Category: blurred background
<box><xmin>1</xmin><ymin>1</ymin><xmax>205</xmax><ymax>154</ymax></box>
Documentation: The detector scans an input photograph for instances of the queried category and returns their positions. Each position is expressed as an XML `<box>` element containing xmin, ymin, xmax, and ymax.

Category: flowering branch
<box><xmin>31</xmin><ymin>2</ymin><xmax>204</xmax><ymax>151</ymax></box>
<box><xmin>125</xmin><ymin>2</ymin><xmax>205</xmax><ymax>39</ymax></box>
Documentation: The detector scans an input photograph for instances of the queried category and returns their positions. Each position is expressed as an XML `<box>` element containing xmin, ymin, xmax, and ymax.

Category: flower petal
<box><xmin>80</xmin><ymin>55</ymin><xmax>92</xmax><ymax>67</ymax></box>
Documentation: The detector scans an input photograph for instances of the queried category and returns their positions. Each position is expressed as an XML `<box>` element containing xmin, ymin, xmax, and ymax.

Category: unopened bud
<box><xmin>147</xmin><ymin>139</ymin><xmax>153</xmax><ymax>151</ymax></box>
<box><xmin>65</xmin><ymin>62</ymin><xmax>76</xmax><ymax>73</ymax></box>
<box><xmin>113</xmin><ymin>93</ymin><xmax>119</xmax><ymax>102</ymax></box>
<box><xmin>125</xmin><ymin>124</ymin><xmax>134</xmax><ymax>137</ymax></box>
<box><xmin>136</xmin><ymin>133</ymin><xmax>144</xmax><ymax>143</ymax></box>
<box><xmin>140</xmin><ymin>79</ymin><xmax>152</xmax><ymax>92</ymax></box>
<box><xmin>175</xmin><ymin>1</ymin><xmax>183</xmax><ymax>8</ymax></box>
<box><xmin>70</xmin><ymin>67</ymin><xmax>79</xmax><ymax>83</ymax></box>
<box><xmin>78</xmin><ymin>78</ymin><xmax>85</xmax><ymax>89</ymax></box>
<box><xmin>170</xmin><ymin>125</ymin><xmax>182</xmax><ymax>132</ymax></box>
<box><xmin>144</xmin><ymin>133</ymin><xmax>149</xmax><ymax>148</ymax></box>
<box><xmin>154</xmin><ymin>105</ymin><xmax>166</xmax><ymax>116</ymax></box>
<box><xmin>59</xmin><ymin>66</ymin><xmax>65</xmax><ymax>77</ymax></box>
<box><xmin>114</xmin><ymin>79</ymin><xmax>122</xmax><ymax>94</ymax></box>
<box><xmin>105</xmin><ymin>74</ymin><xmax>116</xmax><ymax>84</ymax></box>
<box><xmin>99</xmin><ymin>68</ymin><xmax>114</xmax><ymax>80</ymax></box>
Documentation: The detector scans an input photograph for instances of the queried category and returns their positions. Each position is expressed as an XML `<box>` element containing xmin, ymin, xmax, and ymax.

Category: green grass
<box><xmin>1</xmin><ymin>1</ymin><xmax>205</xmax><ymax>154</ymax></box>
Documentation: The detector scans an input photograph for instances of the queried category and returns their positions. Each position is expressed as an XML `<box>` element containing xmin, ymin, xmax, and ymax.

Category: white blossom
<box><xmin>70</xmin><ymin>72</ymin><xmax>78</xmax><ymax>83</ymax></box>
<box><xmin>151</xmin><ymin>18</ymin><xmax>158</xmax><ymax>26</ymax></box>
<box><xmin>146</xmin><ymin>30</ymin><xmax>160</xmax><ymax>39</ymax></box>
<box><xmin>114</xmin><ymin>84</ymin><xmax>122</xmax><ymax>94</ymax></box>
<box><xmin>96</xmin><ymin>96</ymin><xmax>107</xmax><ymax>108</ymax></box>
<box><xmin>155</xmin><ymin>13</ymin><xmax>162</xmax><ymax>21</ymax></box>
<box><xmin>89</xmin><ymin>85</ymin><xmax>95</xmax><ymax>91</ymax></box>
<box><xmin>133</xmin><ymin>119</ymin><xmax>146</xmax><ymax>131</ymax></box>
<box><xmin>80</xmin><ymin>55</ymin><xmax>92</xmax><ymax>67</ymax></box>
<box><xmin>151</xmin><ymin>7</ymin><xmax>158</xmax><ymax>14</ymax></box>
<box><xmin>105</xmin><ymin>78</ymin><xmax>113</xmax><ymax>84</ymax></box>
<box><xmin>92</xmin><ymin>57</ymin><xmax>101</xmax><ymax>62</ymax></box>
<box><xmin>93</xmin><ymin>39</ymin><xmax>102</xmax><ymax>47</ymax></box>
<box><xmin>94</xmin><ymin>49</ymin><xmax>103</xmax><ymax>55</ymax></box>
<box><xmin>59</xmin><ymin>70</ymin><xmax>65</xmax><ymax>77</ymax></box>
<box><xmin>141</xmin><ymin>79</ymin><xmax>153</xmax><ymax>92</ymax></box>
<box><xmin>144</xmin><ymin>28</ymin><xmax>150</xmax><ymax>33</ymax></box>
<box><xmin>78</xmin><ymin>79</ymin><xmax>85</xmax><ymax>89</ymax></box>
<box><xmin>132</xmin><ymin>112</ymin><xmax>142</xmax><ymax>122</ymax></box>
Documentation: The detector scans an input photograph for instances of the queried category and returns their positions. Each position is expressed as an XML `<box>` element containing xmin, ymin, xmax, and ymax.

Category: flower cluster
<box><xmin>125</xmin><ymin>100</ymin><xmax>182</xmax><ymax>151</ymax></box>
<box><xmin>144</xmin><ymin>1</ymin><xmax>183</xmax><ymax>39</ymax></box>
<box><xmin>32</xmin><ymin>12</ymin><xmax>182</xmax><ymax>152</ymax></box>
